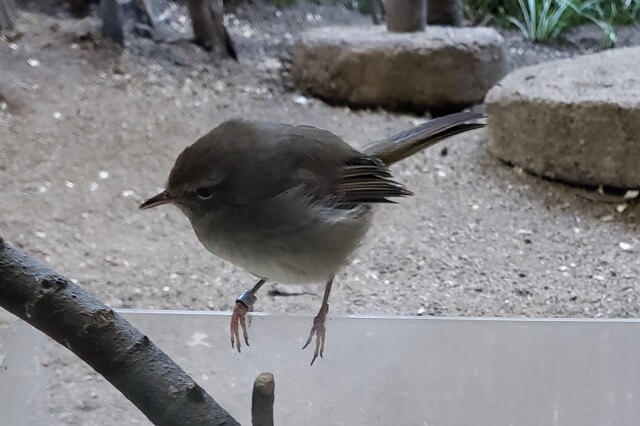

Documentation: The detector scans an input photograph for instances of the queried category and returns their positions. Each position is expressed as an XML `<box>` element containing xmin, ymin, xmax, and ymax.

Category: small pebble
<box><xmin>619</xmin><ymin>242</ymin><xmax>633</xmax><ymax>252</ymax></box>
<box><xmin>294</xmin><ymin>95</ymin><xmax>309</xmax><ymax>106</ymax></box>
<box><xmin>213</xmin><ymin>81</ymin><xmax>225</xmax><ymax>92</ymax></box>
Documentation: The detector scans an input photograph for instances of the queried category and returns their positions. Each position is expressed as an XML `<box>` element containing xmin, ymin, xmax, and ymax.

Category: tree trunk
<box><xmin>100</xmin><ymin>0</ymin><xmax>126</xmax><ymax>44</ymax></box>
<box><xmin>371</xmin><ymin>0</ymin><xmax>385</xmax><ymax>25</ymax></box>
<box><xmin>386</xmin><ymin>0</ymin><xmax>425</xmax><ymax>33</ymax></box>
<box><xmin>186</xmin><ymin>0</ymin><xmax>237</xmax><ymax>59</ymax></box>
<box><xmin>427</xmin><ymin>0</ymin><xmax>463</xmax><ymax>26</ymax></box>
<box><xmin>0</xmin><ymin>237</ymin><xmax>240</xmax><ymax>426</ymax></box>
<box><xmin>0</xmin><ymin>0</ymin><xmax>17</xmax><ymax>31</ymax></box>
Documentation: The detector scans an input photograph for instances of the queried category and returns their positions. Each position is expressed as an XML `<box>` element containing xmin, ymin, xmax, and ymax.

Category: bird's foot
<box><xmin>230</xmin><ymin>289</ymin><xmax>257</xmax><ymax>353</ymax></box>
<box><xmin>302</xmin><ymin>306</ymin><xmax>328</xmax><ymax>366</ymax></box>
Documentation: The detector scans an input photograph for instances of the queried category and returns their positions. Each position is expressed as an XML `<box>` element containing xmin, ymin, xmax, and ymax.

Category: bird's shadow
<box><xmin>476</xmin><ymin>143</ymin><xmax>640</xmax><ymax>230</ymax></box>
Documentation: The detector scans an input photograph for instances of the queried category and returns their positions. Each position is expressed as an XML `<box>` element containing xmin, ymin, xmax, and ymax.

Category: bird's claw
<box><xmin>302</xmin><ymin>311</ymin><xmax>327</xmax><ymax>366</ymax></box>
<box><xmin>230</xmin><ymin>301</ymin><xmax>250</xmax><ymax>353</ymax></box>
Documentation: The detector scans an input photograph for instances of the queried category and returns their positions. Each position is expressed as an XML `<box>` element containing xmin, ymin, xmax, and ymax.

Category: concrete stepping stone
<box><xmin>486</xmin><ymin>46</ymin><xmax>640</xmax><ymax>188</ymax></box>
<box><xmin>292</xmin><ymin>25</ymin><xmax>507</xmax><ymax>113</ymax></box>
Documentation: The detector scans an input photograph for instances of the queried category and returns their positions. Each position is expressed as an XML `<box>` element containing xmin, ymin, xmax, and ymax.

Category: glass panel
<box><xmin>1</xmin><ymin>310</ymin><xmax>640</xmax><ymax>425</ymax></box>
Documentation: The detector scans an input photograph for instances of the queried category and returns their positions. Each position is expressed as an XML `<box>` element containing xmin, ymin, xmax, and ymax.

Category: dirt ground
<box><xmin>2</xmin><ymin>2</ymin><xmax>640</xmax><ymax>423</ymax></box>
<box><xmin>2</xmin><ymin>2</ymin><xmax>640</xmax><ymax>319</ymax></box>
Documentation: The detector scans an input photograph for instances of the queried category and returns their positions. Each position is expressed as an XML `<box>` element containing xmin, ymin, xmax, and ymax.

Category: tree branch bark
<box><xmin>0</xmin><ymin>237</ymin><xmax>240</xmax><ymax>426</ymax></box>
<box><xmin>386</xmin><ymin>0</ymin><xmax>426</xmax><ymax>32</ymax></box>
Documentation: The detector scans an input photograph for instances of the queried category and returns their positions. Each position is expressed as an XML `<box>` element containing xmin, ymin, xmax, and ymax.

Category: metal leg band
<box><xmin>235</xmin><ymin>289</ymin><xmax>257</xmax><ymax>308</ymax></box>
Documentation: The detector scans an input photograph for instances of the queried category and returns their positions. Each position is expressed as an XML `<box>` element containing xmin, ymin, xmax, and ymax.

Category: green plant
<box><xmin>464</xmin><ymin>0</ymin><xmax>639</xmax><ymax>45</ymax></box>
<box><xmin>600</xmin><ymin>0</ymin><xmax>640</xmax><ymax>25</ymax></box>
<box><xmin>507</xmin><ymin>0</ymin><xmax>619</xmax><ymax>44</ymax></box>
<box><xmin>624</xmin><ymin>0</ymin><xmax>640</xmax><ymax>20</ymax></box>
<box><xmin>507</xmin><ymin>0</ymin><xmax>573</xmax><ymax>41</ymax></box>
<box><xmin>578</xmin><ymin>0</ymin><xmax>618</xmax><ymax>46</ymax></box>
<box><xmin>463</xmin><ymin>0</ymin><xmax>522</xmax><ymax>25</ymax></box>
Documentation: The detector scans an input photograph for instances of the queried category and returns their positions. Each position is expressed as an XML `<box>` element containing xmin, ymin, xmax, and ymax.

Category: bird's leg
<box><xmin>230</xmin><ymin>278</ymin><xmax>266</xmax><ymax>353</ymax></box>
<box><xmin>302</xmin><ymin>275</ymin><xmax>334</xmax><ymax>365</ymax></box>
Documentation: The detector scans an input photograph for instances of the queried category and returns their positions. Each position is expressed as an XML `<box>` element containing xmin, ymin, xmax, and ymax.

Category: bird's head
<box><xmin>139</xmin><ymin>131</ymin><xmax>227</xmax><ymax>217</ymax></box>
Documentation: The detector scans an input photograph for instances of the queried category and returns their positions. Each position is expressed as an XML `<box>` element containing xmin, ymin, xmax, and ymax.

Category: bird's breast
<box><xmin>187</xmin><ymin>203</ymin><xmax>372</xmax><ymax>284</ymax></box>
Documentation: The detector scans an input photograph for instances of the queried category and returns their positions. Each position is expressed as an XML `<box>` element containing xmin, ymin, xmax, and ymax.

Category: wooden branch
<box><xmin>186</xmin><ymin>0</ymin><xmax>237</xmax><ymax>59</ymax></box>
<box><xmin>0</xmin><ymin>237</ymin><xmax>240</xmax><ymax>426</ymax></box>
<box><xmin>252</xmin><ymin>372</ymin><xmax>275</xmax><ymax>426</ymax></box>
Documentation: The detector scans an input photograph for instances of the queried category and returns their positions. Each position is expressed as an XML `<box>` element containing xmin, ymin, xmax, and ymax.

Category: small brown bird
<box><xmin>140</xmin><ymin>112</ymin><xmax>485</xmax><ymax>364</ymax></box>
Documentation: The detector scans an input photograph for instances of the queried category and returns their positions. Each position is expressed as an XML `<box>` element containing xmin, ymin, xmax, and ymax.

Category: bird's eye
<box><xmin>195</xmin><ymin>187</ymin><xmax>213</xmax><ymax>199</ymax></box>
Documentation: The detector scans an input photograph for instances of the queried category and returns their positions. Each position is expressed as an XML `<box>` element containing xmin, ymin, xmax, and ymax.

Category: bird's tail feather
<box><xmin>362</xmin><ymin>112</ymin><xmax>486</xmax><ymax>165</ymax></box>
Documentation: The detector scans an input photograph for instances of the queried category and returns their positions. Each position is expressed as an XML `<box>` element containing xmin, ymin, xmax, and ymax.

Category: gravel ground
<box><xmin>1</xmin><ymin>2</ymin><xmax>640</xmax><ymax>423</ymax></box>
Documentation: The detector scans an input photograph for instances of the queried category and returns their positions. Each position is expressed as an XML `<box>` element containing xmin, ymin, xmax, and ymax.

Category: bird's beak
<box><xmin>139</xmin><ymin>190</ymin><xmax>174</xmax><ymax>210</ymax></box>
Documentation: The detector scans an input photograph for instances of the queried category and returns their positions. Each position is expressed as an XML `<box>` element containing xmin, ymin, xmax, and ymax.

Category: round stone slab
<box><xmin>292</xmin><ymin>25</ymin><xmax>506</xmax><ymax>113</ymax></box>
<box><xmin>486</xmin><ymin>46</ymin><xmax>640</xmax><ymax>188</ymax></box>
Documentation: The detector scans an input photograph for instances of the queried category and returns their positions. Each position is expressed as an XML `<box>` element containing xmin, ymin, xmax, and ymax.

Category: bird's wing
<box><xmin>334</xmin><ymin>155</ymin><xmax>412</xmax><ymax>206</ymax></box>
<box><xmin>263</xmin><ymin>124</ymin><xmax>413</xmax><ymax>207</ymax></box>
<box><xmin>210</xmin><ymin>120</ymin><xmax>412</xmax><ymax>207</ymax></box>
